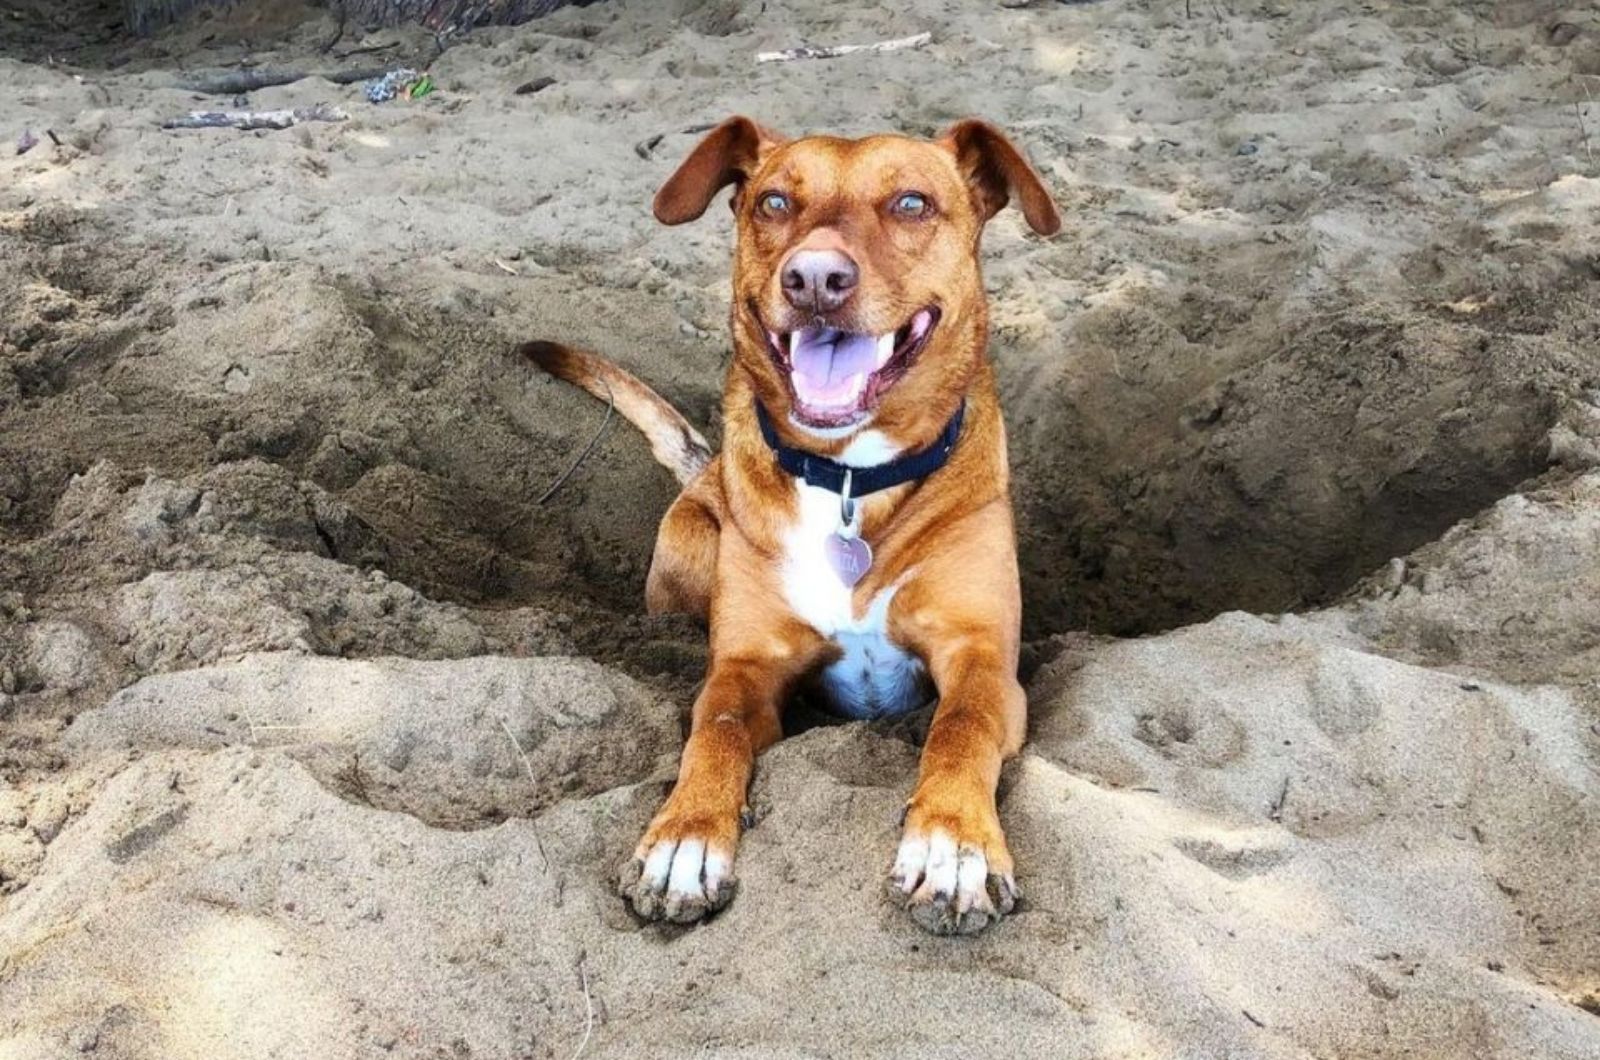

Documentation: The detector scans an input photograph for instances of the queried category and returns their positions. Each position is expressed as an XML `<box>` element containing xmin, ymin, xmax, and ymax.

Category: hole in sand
<box><xmin>436</xmin><ymin>297</ymin><xmax>1554</xmax><ymax>647</ymax></box>
<box><xmin>1007</xmin><ymin>301</ymin><xmax>1560</xmax><ymax>638</ymax></box>
<box><xmin>0</xmin><ymin>222</ymin><xmax>1571</xmax><ymax>686</ymax></box>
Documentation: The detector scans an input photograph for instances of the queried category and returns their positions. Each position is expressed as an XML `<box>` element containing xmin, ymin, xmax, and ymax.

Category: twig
<box><xmin>1576</xmin><ymin>80</ymin><xmax>1596</xmax><ymax>168</ymax></box>
<box><xmin>535</xmin><ymin>378</ymin><xmax>615</xmax><ymax>505</ymax></box>
<box><xmin>636</xmin><ymin>124</ymin><xmax>718</xmax><ymax>158</ymax></box>
<box><xmin>569</xmin><ymin>949</ymin><xmax>594</xmax><ymax>1060</ymax></box>
<box><xmin>479</xmin><ymin>375</ymin><xmax>616</xmax><ymax>592</ymax></box>
<box><xmin>345</xmin><ymin>751</ymin><xmax>373</xmax><ymax>806</ymax></box>
<box><xmin>497</xmin><ymin>717</ymin><xmax>551</xmax><ymax>871</ymax></box>
<box><xmin>757</xmin><ymin>31</ymin><xmax>931</xmax><ymax>64</ymax></box>
<box><xmin>634</xmin><ymin>133</ymin><xmax>664</xmax><ymax>160</ymax></box>
<box><xmin>239</xmin><ymin>705</ymin><xmax>261</xmax><ymax>744</ymax></box>
<box><xmin>162</xmin><ymin>104</ymin><xmax>348</xmax><ymax>131</ymax></box>
<box><xmin>334</xmin><ymin>42</ymin><xmax>399</xmax><ymax>60</ymax></box>
<box><xmin>1268</xmin><ymin>775</ymin><xmax>1291</xmax><ymax>823</ymax></box>
<box><xmin>490</xmin><ymin>257</ymin><xmax>520</xmax><ymax>276</ymax></box>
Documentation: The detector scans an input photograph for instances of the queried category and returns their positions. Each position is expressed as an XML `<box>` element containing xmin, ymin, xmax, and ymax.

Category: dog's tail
<box><xmin>520</xmin><ymin>340</ymin><xmax>712</xmax><ymax>487</ymax></box>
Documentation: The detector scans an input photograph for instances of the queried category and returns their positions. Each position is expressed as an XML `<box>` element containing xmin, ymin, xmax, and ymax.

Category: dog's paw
<box><xmin>619</xmin><ymin>805</ymin><xmax>740</xmax><ymax>924</ymax></box>
<box><xmin>888</xmin><ymin>809</ymin><xmax>1018</xmax><ymax>936</ymax></box>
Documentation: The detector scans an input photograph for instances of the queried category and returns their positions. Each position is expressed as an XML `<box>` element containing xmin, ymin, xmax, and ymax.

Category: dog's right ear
<box><xmin>653</xmin><ymin>117</ymin><xmax>784</xmax><ymax>225</ymax></box>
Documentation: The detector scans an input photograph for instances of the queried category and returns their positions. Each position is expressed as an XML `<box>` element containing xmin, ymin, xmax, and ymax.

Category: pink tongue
<box><xmin>790</xmin><ymin>328</ymin><xmax>877</xmax><ymax>406</ymax></box>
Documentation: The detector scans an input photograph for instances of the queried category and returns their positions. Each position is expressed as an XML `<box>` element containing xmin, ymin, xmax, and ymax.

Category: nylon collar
<box><xmin>753</xmin><ymin>400</ymin><xmax>966</xmax><ymax>499</ymax></box>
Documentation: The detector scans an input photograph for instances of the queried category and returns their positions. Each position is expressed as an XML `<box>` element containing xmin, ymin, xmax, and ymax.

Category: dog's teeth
<box><xmin>875</xmin><ymin>331</ymin><xmax>896</xmax><ymax>368</ymax></box>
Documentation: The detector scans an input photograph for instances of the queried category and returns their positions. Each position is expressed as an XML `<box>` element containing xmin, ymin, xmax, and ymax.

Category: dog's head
<box><xmin>653</xmin><ymin>119</ymin><xmax>1060</xmax><ymax>442</ymax></box>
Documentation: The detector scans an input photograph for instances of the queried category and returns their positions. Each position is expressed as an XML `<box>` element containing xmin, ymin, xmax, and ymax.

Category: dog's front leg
<box><xmin>890</xmin><ymin>637</ymin><xmax>1027</xmax><ymax>935</ymax></box>
<box><xmin>621</xmin><ymin>653</ymin><xmax>790</xmax><ymax>923</ymax></box>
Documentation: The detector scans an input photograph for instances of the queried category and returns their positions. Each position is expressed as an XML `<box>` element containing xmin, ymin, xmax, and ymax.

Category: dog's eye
<box><xmin>758</xmin><ymin>192</ymin><xmax>791</xmax><ymax>217</ymax></box>
<box><xmin>891</xmin><ymin>192</ymin><xmax>930</xmax><ymax>218</ymax></box>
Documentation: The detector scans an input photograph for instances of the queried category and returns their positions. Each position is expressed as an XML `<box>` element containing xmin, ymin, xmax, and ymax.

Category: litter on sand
<box><xmin>16</xmin><ymin>129</ymin><xmax>38</xmax><ymax>155</ymax></box>
<box><xmin>364</xmin><ymin>68</ymin><xmax>436</xmax><ymax>103</ymax></box>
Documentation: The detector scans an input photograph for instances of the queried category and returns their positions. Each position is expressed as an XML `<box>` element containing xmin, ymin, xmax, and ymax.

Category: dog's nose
<box><xmin>781</xmin><ymin>249</ymin><xmax>859</xmax><ymax>313</ymax></box>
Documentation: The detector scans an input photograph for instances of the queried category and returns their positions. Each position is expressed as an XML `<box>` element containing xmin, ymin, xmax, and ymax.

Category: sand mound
<box><xmin>3</xmin><ymin>0</ymin><xmax>1599</xmax><ymax>1056</ymax></box>
<box><xmin>4</xmin><ymin>480</ymin><xmax>1597</xmax><ymax>1056</ymax></box>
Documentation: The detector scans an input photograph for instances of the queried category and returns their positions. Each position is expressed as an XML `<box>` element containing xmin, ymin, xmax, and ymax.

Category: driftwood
<box><xmin>126</xmin><ymin>0</ymin><xmax>589</xmax><ymax>36</ymax></box>
<box><xmin>161</xmin><ymin>103</ymin><xmax>348</xmax><ymax>130</ymax></box>
<box><xmin>756</xmin><ymin>32</ymin><xmax>933</xmax><ymax>65</ymax></box>
<box><xmin>175</xmin><ymin>65</ymin><xmax>390</xmax><ymax>95</ymax></box>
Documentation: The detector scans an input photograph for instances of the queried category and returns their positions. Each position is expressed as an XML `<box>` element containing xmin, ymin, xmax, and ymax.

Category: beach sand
<box><xmin>2</xmin><ymin>1</ymin><xmax>1598</xmax><ymax>1056</ymax></box>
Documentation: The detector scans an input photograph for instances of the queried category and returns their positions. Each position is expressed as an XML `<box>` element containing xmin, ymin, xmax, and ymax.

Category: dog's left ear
<box><xmin>653</xmin><ymin>116</ymin><xmax>786</xmax><ymax>225</ymax></box>
<box><xmin>939</xmin><ymin>119</ymin><xmax>1061</xmax><ymax>236</ymax></box>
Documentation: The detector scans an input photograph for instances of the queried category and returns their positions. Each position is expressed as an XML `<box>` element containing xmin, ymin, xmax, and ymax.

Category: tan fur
<box><xmin>520</xmin><ymin>340</ymin><xmax>711</xmax><ymax>488</ymax></box>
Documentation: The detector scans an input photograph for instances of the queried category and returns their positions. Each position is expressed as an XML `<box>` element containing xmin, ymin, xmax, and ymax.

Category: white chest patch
<box><xmin>780</xmin><ymin>480</ymin><xmax>930</xmax><ymax>719</ymax></box>
<box><xmin>838</xmin><ymin>430</ymin><xmax>902</xmax><ymax>467</ymax></box>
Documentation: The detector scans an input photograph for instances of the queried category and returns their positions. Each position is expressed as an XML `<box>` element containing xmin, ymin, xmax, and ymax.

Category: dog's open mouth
<box><xmin>762</xmin><ymin>307</ymin><xmax>940</xmax><ymax>429</ymax></box>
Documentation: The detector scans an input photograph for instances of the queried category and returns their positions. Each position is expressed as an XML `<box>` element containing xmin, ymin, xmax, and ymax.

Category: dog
<box><xmin>525</xmin><ymin>116</ymin><xmax>1060</xmax><ymax>935</ymax></box>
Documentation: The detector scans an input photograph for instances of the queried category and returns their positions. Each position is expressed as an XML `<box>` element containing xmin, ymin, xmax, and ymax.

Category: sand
<box><xmin>2</xmin><ymin>0</ymin><xmax>1599</xmax><ymax>1057</ymax></box>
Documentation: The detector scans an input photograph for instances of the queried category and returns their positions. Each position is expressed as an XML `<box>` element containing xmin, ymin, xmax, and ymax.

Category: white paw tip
<box><xmin>640</xmin><ymin>839</ymin><xmax>677</xmax><ymax>888</ymax></box>
<box><xmin>890</xmin><ymin>827</ymin><xmax>1016</xmax><ymax>934</ymax></box>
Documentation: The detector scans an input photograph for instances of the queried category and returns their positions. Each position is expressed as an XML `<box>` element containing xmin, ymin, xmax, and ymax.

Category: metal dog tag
<box><xmin>826</xmin><ymin>468</ymin><xmax>872</xmax><ymax>587</ymax></box>
<box><xmin>825</xmin><ymin>532</ymin><xmax>873</xmax><ymax>587</ymax></box>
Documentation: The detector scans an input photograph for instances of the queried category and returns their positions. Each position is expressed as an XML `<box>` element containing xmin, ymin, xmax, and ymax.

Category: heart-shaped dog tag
<box><xmin>824</xmin><ymin>532</ymin><xmax>873</xmax><ymax>587</ymax></box>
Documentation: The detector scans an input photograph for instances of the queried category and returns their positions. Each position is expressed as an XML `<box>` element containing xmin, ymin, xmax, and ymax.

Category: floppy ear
<box><xmin>939</xmin><ymin>119</ymin><xmax>1061</xmax><ymax>236</ymax></box>
<box><xmin>653</xmin><ymin>116</ymin><xmax>785</xmax><ymax>225</ymax></box>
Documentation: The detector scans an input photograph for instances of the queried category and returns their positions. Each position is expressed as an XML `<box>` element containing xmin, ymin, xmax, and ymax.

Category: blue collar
<box><xmin>753</xmin><ymin>400</ymin><xmax>966</xmax><ymax>499</ymax></box>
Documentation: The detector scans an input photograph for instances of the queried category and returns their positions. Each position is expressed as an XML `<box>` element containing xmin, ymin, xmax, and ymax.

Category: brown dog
<box><xmin>526</xmin><ymin>117</ymin><xmax>1059</xmax><ymax>934</ymax></box>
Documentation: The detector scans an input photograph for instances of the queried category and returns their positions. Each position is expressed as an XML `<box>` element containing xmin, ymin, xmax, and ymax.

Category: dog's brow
<box><xmin>849</xmin><ymin>142</ymin><xmax>949</xmax><ymax>184</ymax></box>
<box><xmin>771</xmin><ymin>153</ymin><xmax>845</xmax><ymax>199</ymax></box>
<box><xmin>866</xmin><ymin>164</ymin><xmax>927</xmax><ymax>189</ymax></box>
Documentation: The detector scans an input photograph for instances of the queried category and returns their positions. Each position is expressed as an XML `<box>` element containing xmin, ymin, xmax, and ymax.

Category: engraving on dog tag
<box><xmin>824</xmin><ymin>532</ymin><xmax>873</xmax><ymax>587</ymax></box>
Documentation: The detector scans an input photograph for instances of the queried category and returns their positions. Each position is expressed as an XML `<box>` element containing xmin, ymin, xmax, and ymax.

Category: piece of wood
<box><xmin>756</xmin><ymin>31</ymin><xmax>932</xmax><ymax>65</ymax></box>
<box><xmin>175</xmin><ymin>65</ymin><xmax>390</xmax><ymax>95</ymax></box>
<box><xmin>161</xmin><ymin>103</ymin><xmax>348</xmax><ymax>130</ymax></box>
